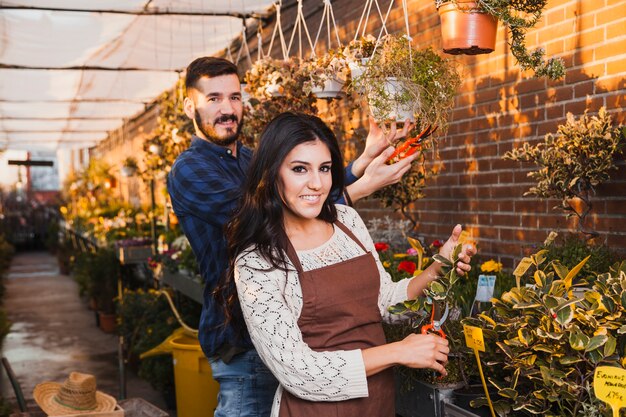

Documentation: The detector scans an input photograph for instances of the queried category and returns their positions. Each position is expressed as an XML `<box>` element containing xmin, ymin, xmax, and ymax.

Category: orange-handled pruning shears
<box><xmin>386</xmin><ymin>124</ymin><xmax>438</xmax><ymax>164</ymax></box>
<box><xmin>420</xmin><ymin>301</ymin><xmax>449</xmax><ymax>340</ymax></box>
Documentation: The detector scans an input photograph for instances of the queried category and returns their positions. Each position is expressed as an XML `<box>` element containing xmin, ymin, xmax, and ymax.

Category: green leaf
<box><xmin>544</xmin><ymin>295</ymin><xmax>559</xmax><ymax>309</ymax></box>
<box><xmin>603</xmin><ymin>335</ymin><xmax>617</xmax><ymax>357</ymax></box>
<box><xmin>569</xmin><ymin>332</ymin><xmax>589</xmax><ymax>350</ymax></box>
<box><xmin>518</xmin><ymin>328</ymin><xmax>532</xmax><ymax>346</ymax></box>
<box><xmin>552</xmin><ymin>261</ymin><xmax>569</xmax><ymax>280</ymax></box>
<box><xmin>585</xmin><ymin>334</ymin><xmax>608</xmax><ymax>352</ymax></box>
<box><xmin>498</xmin><ymin>388</ymin><xmax>518</xmax><ymax>400</ymax></box>
<box><xmin>555</xmin><ymin>305</ymin><xmax>574</xmax><ymax>325</ymax></box>
<box><xmin>533</xmin><ymin>250</ymin><xmax>549</xmax><ymax>266</ymax></box>
<box><xmin>432</xmin><ymin>253</ymin><xmax>452</xmax><ymax>267</ymax></box>
<box><xmin>534</xmin><ymin>270</ymin><xmax>547</xmax><ymax>288</ymax></box>
<box><xmin>513</xmin><ymin>302</ymin><xmax>542</xmax><ymax>309</ymax></box>
<box><xmin>429</xmin><ymin>280</ymin><xmax>446</xmax><ymax>295</ymax></box>
<box><xmin>621</xmin><ymin>290</ymin><xmax>626</xmax><ymax>308</ymax></box>
<box><xmin>558</xmin><ymin>356</ymin><xmax>582</xmax><ymax>365</ymax></box>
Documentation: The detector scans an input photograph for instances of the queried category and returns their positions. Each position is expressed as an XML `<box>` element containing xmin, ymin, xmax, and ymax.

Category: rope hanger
<box><xmin>286</xmin><ymin>0</ymin><xmax>316</xmax><ymax>59</ymax></box>
<box><xmin>312</xmin><ymin>0</ymin><xmax>342</xmax><ymax>53</ymax></box>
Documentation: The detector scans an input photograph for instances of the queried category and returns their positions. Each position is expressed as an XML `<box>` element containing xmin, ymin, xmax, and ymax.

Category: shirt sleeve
<box><xmin>336</xmin><ymin>205</ymin><xmax>412</xmax><ymax>322</ymax></box>
<box><xmin>235</xmin><ymin>251</ymin><xmax>369</xmax><ymax>401</ymax></box>
<box><xmin>168</xmin><ymin>155</ymin><xmax>241</xmax><ymax>228</ymax></box>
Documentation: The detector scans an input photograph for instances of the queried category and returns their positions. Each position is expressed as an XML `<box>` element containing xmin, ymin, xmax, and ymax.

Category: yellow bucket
<box><xmin>170</xmin><ymin>335</ymin><xmax>220</xmax><ymax>417</ymax></box>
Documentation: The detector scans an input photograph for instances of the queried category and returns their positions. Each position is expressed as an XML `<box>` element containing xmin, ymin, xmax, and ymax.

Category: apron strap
<box><xmin>284</xmin><ymin>219</ymin><xmax>369</xmax><ymax>274</ymax></box>
<box><xmin>334</xmin><ymin>220</ymin><xmax>368</xmax><ymax>253</ymax></box>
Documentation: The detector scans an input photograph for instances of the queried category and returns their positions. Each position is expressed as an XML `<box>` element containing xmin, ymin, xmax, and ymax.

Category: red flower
<box><xmin>397</xmin><ymin>261</ymin><xmax>416</xmax><ymax>275</ymax></box>
<box><xmin>432</xmin><ymin>240</ymin><xmax>444</xmax><ymax>248</ymax></box>
<box><xmin>374</xmin><ymin>242</ymin><xmax>390</xmax><ymax>252</ymax></box>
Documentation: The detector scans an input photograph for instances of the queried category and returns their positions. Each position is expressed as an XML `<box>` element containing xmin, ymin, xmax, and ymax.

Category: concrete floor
<box><xmin>1</xmin><ymin>251</ymin><xmax>173</xmax><ymax>415</ymax></box>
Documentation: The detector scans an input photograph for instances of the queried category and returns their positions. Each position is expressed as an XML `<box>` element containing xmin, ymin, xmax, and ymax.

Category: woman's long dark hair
<box><xmin>214</xmin><ymin>112</ymin><xmax>345</xmax><ymax>339</ymax></box>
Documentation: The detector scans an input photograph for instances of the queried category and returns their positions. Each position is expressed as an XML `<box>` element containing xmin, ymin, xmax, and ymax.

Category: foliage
<box><xmin>437</xmin><ymin>0</ymin><xmax>565</xmax><ymax>79</ymax></box>
<box><xmin>463</xmin><ymin>245</ymin><xmax>626</xmax><ymax>416</ymax></box>
<box><xmin>72</xmin><ymin>249</ymin><xmax>120</xmax><ymax>313</ymax></box>
<box><xmin>302</xmin><ymin>49</ymin><xmax>350</xmax><ymax>95</ymax></box>
<box><xmin>541</xmin><ymin>234</ymin><xmax>618</xmax><ymax>278</ymax></box>
<box><xmin>143</xmin><ymin>78</ymin><xmax>194</xmax><ymax>179</ymax></box>
<box><xmin>118</xmin><ymin>288</ymin><xmax>201</xmax><ymax>396</ymax></box>
<box><xmin>150</xmin><ymin>235</ymin><xmax>200</xmax><ymax>279</ymax></box>
<box><xmin>504</xmin><ymin>107</ymin><xmax>625</xmax><ymax>237</ymax></box>
<box><xmin>356</xmin><ymin>35</ymin><xmax>461</xmax><ymax>130</ymax></box>
<box><xmin>241</xmin><ymin>57</ymin><xmax>318</xmax><ymax>147</ymax></box>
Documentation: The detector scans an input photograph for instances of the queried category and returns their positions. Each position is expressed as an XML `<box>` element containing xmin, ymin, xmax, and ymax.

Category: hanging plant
<box><xmin>142</xmin><ymin>78</ymin><xmax>194</xmax><ymax>180</ymax></box>
<box><xmin>354</xmin><ymin>35</ymin><xmax>461</xmax><ymax>129</ymax></box>
<box><xmin>436</xmin><ymin>0</ymin><xmax>565</xmax><ymax>79</ymax></box>
<box><xmin>504</xmin><ymin>107</ymin><xmax>625</xmax><ymax>238</ymax></box>
<box><xmin>241</xmin><ymin>57</ymin><xmax>318</xmax><ymax>147</ymax></box>
<box><xmin>302</xmin><ymin>49</ymin><xmax>350</xmax><ymax>99</ymax></box>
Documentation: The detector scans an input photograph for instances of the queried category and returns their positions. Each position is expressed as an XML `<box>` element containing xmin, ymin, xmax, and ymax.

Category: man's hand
<box><xmin>351</xmin><ymin>116</ymin><xmax>415</xmax><ymax>178</ymax></box>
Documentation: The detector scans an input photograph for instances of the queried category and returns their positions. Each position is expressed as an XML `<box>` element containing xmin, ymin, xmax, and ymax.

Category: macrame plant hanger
<box><xmin>264</xmin><ymin>1</ymin><xmax>289</xmax><ymax>60</ymax></box>
<box><xmin>312</xmin><ymin>0</ymin><xmax>343</xmax><ymax>54</ymax></box>
<box><xmin>286</xmin><ymin>0</ymin><xmax>316</xmax><ymax>60</ymax></box>
<box><xmin>353</xmin><ymin>0</ymin><xmax>398</xmax><ymax>58</ymax></box>
<box><xmin>234</xmin><ymin>21</ymin><xmax>254</xmax><ymax>68</ymax></box>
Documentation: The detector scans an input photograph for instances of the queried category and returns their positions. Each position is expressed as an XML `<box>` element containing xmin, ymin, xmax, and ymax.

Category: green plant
<box><xmin>302</xmin><ymin>49</ymin><xmax>350</xmax><ymax>95</ymax></box>
<box><xmin>143</xmin><ymin>78</ymin><xmax>194</xmax><ymax>179</ymax></box>
<box><xmin>119</xmin><ymin>288</ymin><xmax>201</xmax><ymax>396</ymax></box>
<box><xmin>463</xmin><ymin>245</ymin><xmax>626</xmax><ymax>416</ymax></box>
<box><xmin>504</xmin><ymin>107</ymin><xmax>625</xmax><ymax>237</ymax></box>
<box><xmin>242</xmin><ymin>57</ymin><xmax>318</xmax><ymax>147</ymax></box>
<box><xmin>437</xmin><ymin>0</ymin><xmax>565</xmax><ymax>79</ymax></box>
<box><xmin>356</xmin><ymin>35</ymin><xmax>461</xmax><ymax>129</ymax></box>
<box><xmin>73</xmin><ymin>249</ymin><xmax>120</xmax><ymax>313</ymax></box>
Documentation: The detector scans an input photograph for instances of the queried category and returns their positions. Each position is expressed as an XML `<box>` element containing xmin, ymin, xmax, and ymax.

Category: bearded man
<box><xmin>168</xmin><ymin>56</ymin><xmax>418</xmax><ymax>417</ymax></box>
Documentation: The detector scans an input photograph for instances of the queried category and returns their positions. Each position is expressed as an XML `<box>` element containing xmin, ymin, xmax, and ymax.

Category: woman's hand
<box><xmin>396</xmin><ymin>333</ymin><xmax>449</xmax><ymax>377</ymax></box>
<box><xmin>438</xmin><ymin>224</ymin><xmax>476</xmax><ymax>276</ymax></box>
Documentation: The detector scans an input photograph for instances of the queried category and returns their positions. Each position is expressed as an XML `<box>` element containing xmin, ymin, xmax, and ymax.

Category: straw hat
<box><xmin>34</xmin><ymin>372</ymin><xmax>117</xmax><ymax>416</ymax></box>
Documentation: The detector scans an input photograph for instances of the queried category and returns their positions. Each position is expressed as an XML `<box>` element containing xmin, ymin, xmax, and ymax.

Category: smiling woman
<box><xmin>216</xmin><ymin>112</ymin><xmax>475</xmax><ymax>417</ymax></box>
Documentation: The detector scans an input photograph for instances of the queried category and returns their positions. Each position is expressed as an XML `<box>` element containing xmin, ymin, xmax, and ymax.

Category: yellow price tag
<box><xmin>464</xmin><ymin>325</ymin><xmax>485</xmax><ymax>352</ymax></box>
<box><xmin>594</xmin><ymin>366</ymin><xmax>626</xmax><ymax>417</ymax></box>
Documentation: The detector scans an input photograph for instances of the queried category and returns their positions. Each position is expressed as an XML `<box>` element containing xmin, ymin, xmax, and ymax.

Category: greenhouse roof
<box><xmin>0</xmin><ymin>0</ymin><xmax>274</xmax><ymax>151</ymax></box>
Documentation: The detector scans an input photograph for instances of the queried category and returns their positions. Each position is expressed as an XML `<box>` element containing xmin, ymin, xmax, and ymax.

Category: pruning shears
<box><xmin>386</xmin><ymin>124</ymin><xmax>438</xmax><ymax>164</ymax></box>
<box><xmin>420</xmin><ymin>301</ymin><xmax>449</xmax><ymax>340</ymax></box>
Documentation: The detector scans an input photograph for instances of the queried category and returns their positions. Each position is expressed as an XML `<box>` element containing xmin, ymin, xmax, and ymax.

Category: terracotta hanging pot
<box><xmin>437</xmin><ymin>1</ymin><xmax>498</xmax><ymax>55</ymax></box>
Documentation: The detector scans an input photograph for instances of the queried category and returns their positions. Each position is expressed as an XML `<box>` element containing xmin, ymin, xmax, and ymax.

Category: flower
<box><xmin>432</xmin><ymin>240</ymin><xmax>444</xmax><ymax>248</ymax></box>
<box><xmin>481</xmin><ymin>259</ymin><xmax>503</xmax><ymax>273</ymax></box>
<box><xmin>406</xmin><ymin>248</ymin><xmax>418</xmax><ymax>256</ymax></box>
<box><xmin>375</xmin><ymin>242</ymin><xmax>390</xmax><ymax>252</ymax></box>
<box><xmin>398</xmin><ymin>261</ymin><xmax>416</xmax><ymax>275</ymax></box>
<box><xmin>383</xmin><ymin>261</ymin><xmax>391</xmax><ymax>268</ymax></box>
<box><xmin>393</xmin><ymin>253</ymin><xmax>408</xmax><ymax>259</ymax></box>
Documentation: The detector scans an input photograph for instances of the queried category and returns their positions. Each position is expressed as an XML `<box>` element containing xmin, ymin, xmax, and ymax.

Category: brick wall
<box><xmin>97</xmin><ymin>0</ymin><xmax>626</xmax><ymax>264</ymax></box>
<box><xmin>250</xmin><ymin>0</ymin><xmax>626</xmax><ymax>264</ymax></box>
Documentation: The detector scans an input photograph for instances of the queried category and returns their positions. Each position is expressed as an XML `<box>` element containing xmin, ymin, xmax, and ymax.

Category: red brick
<box><xmin>574</xmin><ymin>81</ymin><xmax>595</xmax><ymax>98</ymax></box>
<box><xmin>576</xmin><ymin>28</ymin><xmax>605</xmax><ymax>49</ymax></box>
<box><xmin>596</xmin><ymin>4</ymin><xmax>626</xmax><ymax>27</ymax></box>
<box><xmin>607</xmin><ymin>57</ymin><xmax>626</xmax><ymax>75</ymax></box>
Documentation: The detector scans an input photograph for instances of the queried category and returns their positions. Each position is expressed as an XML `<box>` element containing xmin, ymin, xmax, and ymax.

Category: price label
<box><xmin>464</xmin><ymin>325</ymin><xmax>485</xmax><ymax>352</ymax></box>
<box><xmin>594</xmin><ymin>366</ymin><xmax>626</xmax><ymax>417</ymax></box>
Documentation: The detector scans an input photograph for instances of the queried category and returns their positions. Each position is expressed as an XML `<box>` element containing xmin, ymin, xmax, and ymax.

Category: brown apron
<box><xmin>279</xmin><ymin>220</ymin><xmax>395</xmax><ymax>417</ymax></box>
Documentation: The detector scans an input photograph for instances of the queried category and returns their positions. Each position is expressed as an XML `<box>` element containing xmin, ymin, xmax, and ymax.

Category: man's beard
<box><xmin>195</xmin><ymin>110</ymin><xmax>242</xmax><ymax>147</ymax></box>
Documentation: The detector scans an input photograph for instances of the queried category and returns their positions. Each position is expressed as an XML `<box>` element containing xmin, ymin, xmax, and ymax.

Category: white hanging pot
<box><xmin>120</xmin><ymin>166</ymin><xmax>137</xmax><ymax>177</ymax></box>
<box><xmin>348</xmin><ymin>57</ymin><xmax>369</xmax><ymax>82</ymax></box>
<box><xmin>240</xmin><ymin>83</ymin><xmax>251</xmax><ymax>104</ymax></box>
<box><xmin>265</xmin><ymin>81</ymin><xmax>284</xmax><ymax>97</ymax></box>
<box><xmin>367</xmin><ymin>77</ymin><xmax>417</xmax><ymax>123</ymax></box>
<box><xmin>311</xmin><ymin>76</ymin><xmax>345</xmax><ymax>99</ymax></box>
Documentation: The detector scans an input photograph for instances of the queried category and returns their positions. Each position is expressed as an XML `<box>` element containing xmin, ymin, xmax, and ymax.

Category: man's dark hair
<box><xmin>185</xmin><ymin>57</ymin><xmax>238</xmax><ymax>91</ymax></box>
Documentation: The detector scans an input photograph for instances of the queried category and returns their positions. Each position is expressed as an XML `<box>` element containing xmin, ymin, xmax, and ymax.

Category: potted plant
<box><xmin>504</xmin><ymin>107</ymin><xmax>625</xmax><ymax>238</ymax></box>
<box><xmin>120</xmin><ymin>156</ymin><xmax>138</xmax><ymax>177</ymax></box>
<box><xmin>435</xmin><ymin>0</ymin><xmax>565</xmax><ymax>79</ymax></box>
<box><xmin>245</xmin><ymin>57</ymin><xmax>303</xmax><ymax>99</ymax></box>
<box><xmin>343</xmin><ymin>35</ymin><xmax>378</xmax><ymax>86</ymax></box>
<box><xmin>462</xmin><ymin>238</ymin><xmax>626</xmax><ymax>416</ymax></box>
<box><xmin>355</xmin><ymin>34</ymin><xmax>461</xmax><ymax>127</ymax></box>
<box><xmin>384</xmin><ymin>239</ymin><xmax>480</xmax><ymax>417</ymax></box>
<box><xmin>303</xmin><ymin>50</ymin><xmax>350</xmax><ymax>99</ymax></box>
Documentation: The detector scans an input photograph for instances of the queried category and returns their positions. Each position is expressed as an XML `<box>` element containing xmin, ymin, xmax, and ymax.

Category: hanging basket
<box><xmin>437</xmin><ymin>1</ymin><xmax>497</xmax><ymax>55</ymax></box>
<box><xmin>311</xmin><ymin>76</ymin><xmax>346</xmax><ymax>99</ymax></box>
<box><xmin>367</xmin><ymin>77</ymin><xmax>417</xmax><ymax>123</ymax></box>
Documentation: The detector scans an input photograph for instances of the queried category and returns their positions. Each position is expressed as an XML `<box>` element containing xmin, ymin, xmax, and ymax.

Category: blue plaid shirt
<box><xmin>168</xmin><ymin>135</ymin><xmax>357</xmax><ymax>359</ymax></box>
